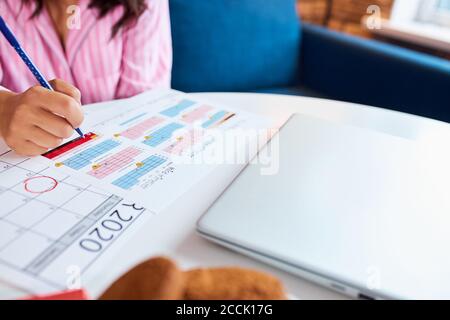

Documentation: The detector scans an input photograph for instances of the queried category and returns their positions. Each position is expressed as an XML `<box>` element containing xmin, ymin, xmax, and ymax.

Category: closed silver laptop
<box><xmin>197</xmin><ymin>113</ymin><xmax>450</xmax><ymax>299</ymax></box>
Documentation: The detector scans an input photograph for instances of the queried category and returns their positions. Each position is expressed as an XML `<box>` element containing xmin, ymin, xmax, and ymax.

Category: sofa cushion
<box><xmin>300</xmin><ymin>24</ymin><xmax>450</xmax><ymax>122</ymax></box>
<box><xmin>169</xmin><ymin>0</ymin><xmax>302</xmax><ymax>92</ymax></box>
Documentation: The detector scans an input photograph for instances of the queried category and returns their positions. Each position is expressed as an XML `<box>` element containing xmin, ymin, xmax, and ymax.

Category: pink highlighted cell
<box><xmin>181</xmin><ymin>105</ymin><xmax>214</xmax><ymax>124</ymax></box>
<box><xmin>164</xmin><ymin>129</ymin><xmax>204</xmax><ymax>156</ymax></box>
<box><xmin>121</xmin><ymin>116</ymin><xmax>165</xmax><ymax>140</ymax></box>
<box><xmin>87</xmin><ymin>147</ymin><xmax>142</xmax><ymax>179</ymax></box>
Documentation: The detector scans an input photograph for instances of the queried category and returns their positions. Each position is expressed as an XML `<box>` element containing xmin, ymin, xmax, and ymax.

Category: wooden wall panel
<box><xmin>298</xmin><ymin>0</ymin><xmax>393</xmax><ymax>37</ymax></box>
<box><xmin>297</xmin><ymin>0</ymin><xmax>450</xmax><ymax>59</ymax></box>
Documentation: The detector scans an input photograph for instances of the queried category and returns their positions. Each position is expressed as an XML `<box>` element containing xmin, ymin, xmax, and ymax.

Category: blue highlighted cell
<box><xmin>160</xmin><ymin>100</ymin><xmax>196</xmax><ymax>117</ymax></box>
<box><xmin>202</xmin><ymin>110</ymin><xmax>229</xmax><ymax>128</ymax></box>
<box><xmin>142</xmin><ymin>123</ymin><xmax>184</xmax><ymax>147</ymax></box>
<box><xmin>112</xmin><ymin>155</ymin><xmax>167</xmax><ymax>190</ymax></box>
<box><xmin>64</xmin><ymin>139</ymin><xmax>121</xmax><ymax>170</ymax></box>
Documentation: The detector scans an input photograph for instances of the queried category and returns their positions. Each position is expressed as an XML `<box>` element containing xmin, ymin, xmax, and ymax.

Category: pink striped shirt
<box><xmin>0</xmin><ymin>0</ymin><xmax>172</xmax><ymax>104</ymax></box>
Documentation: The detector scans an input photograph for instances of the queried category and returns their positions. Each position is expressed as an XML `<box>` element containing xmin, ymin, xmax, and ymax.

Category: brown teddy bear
<box><xmin>100</xmin><ymin>257</ymin><xmax>286</xmax><ymax>300</ymax></box>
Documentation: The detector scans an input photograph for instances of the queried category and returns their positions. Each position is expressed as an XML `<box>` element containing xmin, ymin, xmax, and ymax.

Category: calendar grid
<box><xmin>3</xmin><ymin>174</ymin><xmax>87</xmax><ymax>224</ymax></box>
<box><xmin>202</xmin><ymin>110</ymin><xmax>229</xmax><ymax>128</ymax></box>
<box><xmin>181</xmin><ymin>105</ymin><xmax>214</xmax><ymax>123</ymax></box>
<box><xmin>112</xmin><ymin>155</ymin><xmax>167</xmax><ymax>190</ymax></box>
<box><xmin>24</xmin><ymin>195</ymin><xmax>122</xmax><ymax>275</ymax></box>
<box><xmin>63</xmin><ymin>139</ymin><xmax>121</xmax><ymax>170</ymax></box>
<box><xmin>87</xmin><ymin>147</ymin><xmax>143</xmax><ymax>179</ymax></box>
<box><xmin>120</xmin><ymin>116</ymin><xmax>165</xmax><ymax>140</ymax></box>
<box><xmin>0</xmin><ymin>150</ymin><xmax>147</xmax><ymax>290</ymax></box>
<box><xmin>0</xmin><ymin>158</ymin><xmax>77</xmax><ymax>244</ymax></box>
<box><xmin>160</xmin><ymin>99</ymin><xmax>196</xmax><ymax>117</ymax></box>
<box><xmin>142</xmin><ymin>123</ymin><xmax>184</xmax><ymax>147</ymax></box>
<box><xmin>0</xmin><ymin>160</ymin><xmax>110</xmax><ymax>216</ymax></box>
<box><xmin>164</xmin><ymin>129</ymin><xmax>204</xmax><ymax>156</ymax></box>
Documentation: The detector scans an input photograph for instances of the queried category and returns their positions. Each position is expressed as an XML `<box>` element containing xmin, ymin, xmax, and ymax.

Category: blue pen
<box><xmin>0</xmin><ymin>16</ymin><xmax>84</xmax><ymax>137</ymax></box>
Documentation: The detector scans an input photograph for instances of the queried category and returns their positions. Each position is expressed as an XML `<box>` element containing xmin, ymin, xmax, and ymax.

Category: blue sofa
<box><xmin>169</xmin><ymin>0</ymin><xmax>450</xmax><ymax>123</ymax></box>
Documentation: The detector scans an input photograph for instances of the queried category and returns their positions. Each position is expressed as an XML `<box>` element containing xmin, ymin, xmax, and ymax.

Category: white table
<box><xmin>2</xmin><ymin>93</ymin><xmax>449</xmax><ymax>300</ymax></box>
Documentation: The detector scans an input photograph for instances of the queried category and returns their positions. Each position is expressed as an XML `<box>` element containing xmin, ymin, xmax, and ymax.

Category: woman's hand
<box><xmin>0</xmin><ymin>79</ymin><xmax>84</xmax><ymax>156</ymax></box>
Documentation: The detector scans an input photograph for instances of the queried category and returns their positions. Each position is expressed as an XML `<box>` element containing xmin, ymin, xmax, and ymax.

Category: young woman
<box><xmin>0</xmin><ymin>0</ymin><xmax>172</xmax><ymax>155</ymax></box>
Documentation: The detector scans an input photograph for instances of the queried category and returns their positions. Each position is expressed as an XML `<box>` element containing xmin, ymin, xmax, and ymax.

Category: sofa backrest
<box><xmin>169</xmin><ymin>0</ymin><xmax>302</xmax><ymax>92</ymax></box>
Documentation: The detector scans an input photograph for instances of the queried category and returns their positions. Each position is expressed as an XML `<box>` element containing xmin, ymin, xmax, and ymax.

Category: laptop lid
<box><xmin>197</xmin><ymin>113</ymin><xmax>450</xmax><ymax>299</ymax></box>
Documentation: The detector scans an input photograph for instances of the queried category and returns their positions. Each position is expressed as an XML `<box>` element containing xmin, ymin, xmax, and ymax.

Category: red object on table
<box><xmin>23</xmin><ymin>289</ymin><xmax>89</xmax><ymax>300</ymax></box>
<box><xmin>42</xmin><ymin>132</ymin><xmax>98</xmax><ymax>160</ymax></box>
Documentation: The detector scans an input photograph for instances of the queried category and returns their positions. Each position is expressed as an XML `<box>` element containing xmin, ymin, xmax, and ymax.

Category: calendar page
<box><xmin>0</xmin><ymin>89</ymin><xmax>269</xmax><ymax>296</ymax></box>
<box><xmin>38</xmin><ymin>89</ymin><xmax>269</xmax><ymax>212</ymax></box>
<box><xmin>0</xmin><ymin>149</ymin><xmax>152</xmax><ymax>294</ymax></box>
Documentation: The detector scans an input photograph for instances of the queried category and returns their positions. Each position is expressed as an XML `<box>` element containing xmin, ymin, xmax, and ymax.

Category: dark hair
<box><xmin>23</xmin><ymin>0</ymin><xmax>147</xmax><ymax>37</ymax></box>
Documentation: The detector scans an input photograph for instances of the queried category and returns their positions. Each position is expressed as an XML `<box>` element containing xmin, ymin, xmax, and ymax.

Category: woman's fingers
<box><xmin>0</xmin><ymin>83</ymin><xmax>83</xmax><ymax>157</ymax></box>
<box><xmin>31</xmin><ymin>107</ymin><xmax>75</xmax><ymax>139</ymax></box>
<box><xmin>29</xmin><ymin>126</ymin><xmax>63</xmax><ymax>149</ymax></box>
<box><xmin>28</xmin><ymin>86</ymin><xmax>84</xmax><ymax>129</ymax></box>
<box><xmin>14</xmin><ymin>140</ymin><xmax>49</xmax><ymax>157</ymax></box>
<box><xmin>49</xmin><ymin>79</ymin><xmax>84</xmax><ymax>128</ymax></box>
<box><xmin>49</xmin><ymin>79</ymin><xmax>82</xmax><ymax>103</ymax></box>
<box><xmin>37</xmin><ymin>90</ymin><xmax>84</xmax><ymax>129</ymax></box>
